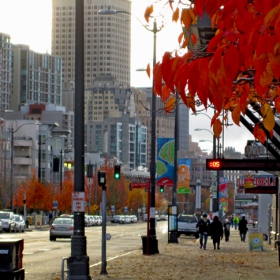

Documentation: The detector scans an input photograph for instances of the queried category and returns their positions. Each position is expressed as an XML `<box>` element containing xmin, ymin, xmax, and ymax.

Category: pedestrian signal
<box><xmin>114</xmin><ymin>165</ymin><xmax>121</xmax><ymax>179</ymax></box>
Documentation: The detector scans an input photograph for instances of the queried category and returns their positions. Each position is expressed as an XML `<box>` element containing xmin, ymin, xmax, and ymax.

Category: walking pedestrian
<box><xmin>233</xmin><ymin>216</ymin><xmax>239</xmax><ymax>229</ymax></box>
<box><xmin>196</xmin><ymin>213</ymin><xmax>211</xmax><ymax>250</ymax></box>
<box><xmin>224</xmin><ymin>218</ymin><xmax>231</xmax><ymax>242</ymax></box>
<box><xmin>239</xmin><ymin>215</ymin><xmax>248</xmax><ymax>242</ymax></box>
<box><xmin>48</xmin><ymin>211</ymin><xmax>53</xmax><ymax>226</ymax></box>
<box><xmin>210</xmin><ymin>216</ymin><xmax>223</xmax><ymax>250</ymax></box>
<box><xmin>230</xmin><ymin>215</ymin><xmax>234</xmax><ymax>228</ymax></box>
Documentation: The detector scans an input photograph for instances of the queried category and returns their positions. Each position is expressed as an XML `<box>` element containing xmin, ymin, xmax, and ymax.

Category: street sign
<box><xmin>72</xmin><ymin>192</ymin><xmax>85</xmax><ymax>212</ymax></box>
<box><xmin>53</xmin><ymin>200</ymin><xmax>58</xmax><ymax>209</ymax></box>
<box><xmin>130</xmin><ymin>182</ymin><xmax>150</xmax><ymax>189</ymax></box>
<box><xmin>206</xmin><ymin>159</ymin><xmax>280</xmax><ymax>171</ymax></box>
<box><xmin>111</xmin><ymin>205</ymin><xmax>115</xmax><ymax>211</ymax></box>
<box><xmin>124</xmin><ymin>206</ymin><xmax>127</xmax><ymax>213</ymax></box>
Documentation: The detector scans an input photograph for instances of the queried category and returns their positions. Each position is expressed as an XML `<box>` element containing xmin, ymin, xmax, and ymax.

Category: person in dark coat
<box><xmin>196</xmin><ymin>213</ymin><xmax>211</xmax><ymax>250</ymax></box>
<box><xmin>238</xmin><ymin>216</ymin><xmax>248</xmax><ymax>242</ymax></box>
<box><xmin>224</xmin><ymin>219</ymin><xmax>231</xmax><ymax>242</ymax></box>
<box><xmin>210</xmin><ymin>216</ymin><xmax>223</xmax><ymax>250</ymax></box>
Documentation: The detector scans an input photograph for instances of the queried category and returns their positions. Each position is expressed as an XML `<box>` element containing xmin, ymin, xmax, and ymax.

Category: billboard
<box><xmin>177</xmin><ymin>158</ymin><xmax>191</xmax><ymax>194</ymax></box>
<box><xmin>219</xmin><ymin>177</ymin><xmax>228</xmax><ymax>212</ymax></box>
<box><xmin>156</xmin><ymin>138</ymin><xmax>175</xmax><ymax>186</ymax></box>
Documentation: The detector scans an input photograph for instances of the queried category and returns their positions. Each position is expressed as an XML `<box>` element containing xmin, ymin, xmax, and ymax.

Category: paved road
<box><xmin>0</xmin><ymin>221</ymin><xmax>168</xmax><ymax>279</ymax></box>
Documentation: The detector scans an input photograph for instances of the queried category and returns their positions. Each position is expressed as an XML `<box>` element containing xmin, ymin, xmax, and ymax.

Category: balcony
<box><xmin>13</xmin><ymin>156</ymin><xmax>32</xmax><ymax>165</ymax></box>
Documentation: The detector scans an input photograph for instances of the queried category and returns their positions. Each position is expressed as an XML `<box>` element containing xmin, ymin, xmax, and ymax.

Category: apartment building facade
<box><xmin>0</xmin><ymin>33</ymin><xmax>12</xmax><ymax>112</ymax></box>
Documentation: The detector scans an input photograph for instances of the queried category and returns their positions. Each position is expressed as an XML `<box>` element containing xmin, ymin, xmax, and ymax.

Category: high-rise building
<box><xmin>11</xmin><ymin>45</ymin><xmax>62</xmax><ymax>111</ymax></box>
<box><xmin>52</xmin><ymin>0</ymin><xmax>131</xmax><ymax>89</ymax></box>
<box><xmin>0</xmin><ymin>33</ymin><xmax>12</xmax><ymax>112</ymax></box>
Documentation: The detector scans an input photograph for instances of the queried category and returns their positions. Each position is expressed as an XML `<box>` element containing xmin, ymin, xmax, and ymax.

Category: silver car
<box><xmin>50</xmin><ymin>217</ymin><xmax>74</xmax><ymax>241</ymax></box>
<box><xmin>0</xmin><ymin>211</ymin><xmax>16</xmax><ymax>232</ymax></box>
<box><xmin>14</xmin><ymin>214</ymin><xmax>25</xmax><ymax>232</ymax></box>
<box><xmin>0</xmin><ymin>219</ymin><xmax>3</xmax><ymax>233</ymax></box>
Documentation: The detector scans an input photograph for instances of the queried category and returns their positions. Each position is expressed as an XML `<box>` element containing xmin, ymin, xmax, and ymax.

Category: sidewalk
<box><xmin>90</xmin><ymin>228</ymin><xmax>280</xmax><ymax>280</ymax></box>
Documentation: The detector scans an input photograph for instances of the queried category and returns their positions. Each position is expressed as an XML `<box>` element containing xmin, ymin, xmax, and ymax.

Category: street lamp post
<box><xmin>68</xmin><ymin>1</ymin><xmax>90</xmax><ymax>279</ymax></box>
<box><xmin>98</xmin><ymin>8</ymin><xmax>161</xmax><ymax>244</ymax></box>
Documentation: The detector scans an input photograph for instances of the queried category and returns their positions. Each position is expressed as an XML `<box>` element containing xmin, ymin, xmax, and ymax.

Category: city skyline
<box><xmin>0</xmin><ymin>0</ymin><xmax>253</xmax><ymax>153</ymax></box>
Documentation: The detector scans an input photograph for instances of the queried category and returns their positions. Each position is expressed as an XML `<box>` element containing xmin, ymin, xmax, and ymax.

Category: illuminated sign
<box><xmin>206</xmin><ymin>159</ymin><xmax>280</xmax><ymax>171</ymax></box>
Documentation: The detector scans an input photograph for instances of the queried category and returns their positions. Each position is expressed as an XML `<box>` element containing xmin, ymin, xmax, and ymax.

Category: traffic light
<box><xmin>98</xmin><ymin>171</ymin><xmax>106</xmax><ymax>187</ymax></box>
<box><xmin>53</xmin><ymin>157</ymin><xmax>59</xmax><ymax>172</ymax></box>
<box><xmin>160</xmin><ymin>186</ymin><xmax>164</xmax><ymax>193</ymax></box>
<box><xmin>114</xmin><ymin>165</ymin><xmax>121</xmax><ymax>179</ymax></box>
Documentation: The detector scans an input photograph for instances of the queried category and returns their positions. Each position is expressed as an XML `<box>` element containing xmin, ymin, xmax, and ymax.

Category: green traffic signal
<box><xmin>114</xmin><ymin>165</ymin><xmax>121</xmax><ymax>180</ymax></box>
<box><xmin>160</xmin><ymin>186</ymin><xmax>164</xmax><ymax>193</ymax></box>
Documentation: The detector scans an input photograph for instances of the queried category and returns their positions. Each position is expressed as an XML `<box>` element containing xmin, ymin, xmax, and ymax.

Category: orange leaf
<box><xmin>181</xmin><ymin>9</ymin><xmax>192</xmax><ymax>29</ymax></box>
<box><xmin>261</xmin><ymin>103</ymin><xmax>275</xmax><ymax>131</ymax></box>
<box><xmin>172</xmin><ymin>7</ymin><xmax>179</xmax><ymax>22</ymax></box>
<box><xmin>165</xmin><ymin>96</ymin><xmax>176</xmax><ymax>114</ymax></box>
<box><xmin>146</xmin><ymin>63</ymin><xmax>151</xmax><ymax>78</ymax></box>
<box><xmin>254</xmin><ymin>123</ymin><xmax>267</xmax><ymax>144</ymax></box>
<box><xmin>210</xmin><ymin>111</ymin><xmax>221</xmax><ymax>127</ymax></box>
<box><xmin>213</xmin><ymin>119</ymin><xmax>222</xmax><ymax>139</ymax></box>
<box><xmin>162</xmin><ymin>85</ymin><xmax>171</xmax><ymax>102</ymax></box>
<box><xmin>191</xmin><ymin>33</ymin><xmax>197</xmax><ymax>46</ymax></box>
<box><xmin>194</xmin><ymin>0</ymin><xmax>205</xmax><ymax>18</ymax></box>
<box><xmin>153</xmin><ymin>62</ymin><xmax>162</xmax><ymax>96</ymax></box>
<box><xmin>144</xmin><ymin>5</ymin><xmax>153</xmax><ymax>23</ymax></box>
<box><xmin>231</xmin><ymin>103</ymin><xmax>241</xmax><ymax>126</ymax></box>
<box><xmin>182</xmin><ymin>36</ymin><xmax>189</xmax><ymax>48</ymax></box>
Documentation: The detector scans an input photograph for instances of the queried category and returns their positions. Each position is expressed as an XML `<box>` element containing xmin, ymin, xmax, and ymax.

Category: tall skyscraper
<box><xmin>0</xmin><ymin>33</ymin><xmax>12</xmax><ymax>112</ymax></box>
<box><xmin>52</xmin><ymin>0</ymin><xmax>131</xmax><ymax>89</ymax></box>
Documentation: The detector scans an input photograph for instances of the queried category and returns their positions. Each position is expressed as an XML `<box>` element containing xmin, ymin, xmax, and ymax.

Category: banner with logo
<box><xmin>211</xmin><ymin>171</ymin><xmax>217</xmax><ymax>198</ymax></box>
<box><xmin>219</xmin><ymin>177</ymin><xmax>228</xmax><ymax>211</ymax></box>
<box><xmin>156</xmin><ymin>138</ymin><xmax>175</xmax><ymax>186</ymax></box>
<box><xmin>177</xmin><ymin>158</ymin><xmax>191</xmax><ymax>194</ymax></box>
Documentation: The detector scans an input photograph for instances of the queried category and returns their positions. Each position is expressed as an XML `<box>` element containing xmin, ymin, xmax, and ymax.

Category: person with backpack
<box><xmin>210</xmin><ymin>216</ymin><xmax>223</xmax><ymax>250</ymax></box>
<box><xmin>224</xmin><ymin>218</ymin><xmax>231</xmax><ymax>242</ymax></box>
<box><xmin>196</xmin><ymin>213</ymin><xmax>211</xmax><ymax>250</ymax></box>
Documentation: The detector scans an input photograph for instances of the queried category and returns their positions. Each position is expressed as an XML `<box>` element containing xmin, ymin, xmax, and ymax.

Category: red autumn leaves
<box><xmin>145</xmin><ymin>1</ymin><xmax>280</xmax><ymax>143</ymax></box>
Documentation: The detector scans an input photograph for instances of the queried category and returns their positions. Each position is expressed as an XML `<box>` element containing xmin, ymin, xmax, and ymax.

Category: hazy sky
<box><xmin>0</xmin><ymin>0</ymin><xmax>253</xmax><ymax>153</ymax></box>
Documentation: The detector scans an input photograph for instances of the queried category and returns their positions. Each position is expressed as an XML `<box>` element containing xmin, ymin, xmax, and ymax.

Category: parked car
<box><xmin>85</xmin><ymin>215</ymin><xmax>91</xmax><ymax>227</ymax></box>
<box><xmin>0</xmin><ymin>219</ymin><xmax>3</xmax><ymax>233</ymax></box>
<box><xmin>111</xmin><ymin>215</ymin><xmax>121</xmax><ymax>223</ymax></box>
<box><xmin>177</xmin><ymin>214</ymin><xmax>199</xmax><ymax>238</ymax></box>
<box><xmin>130</xmin><ymin>215</ymin><xmax>137</xmax><ymax>223</ymax></box>
<box><xmin>88</xmin><ymin>215</ymin><xmax>95</xmax><ymax>226</ymax></box>
<box><xmin>120</xmin><ymin>215</ymin><xmax>131</xmax><ymax>224</ymax></box>
<box><xmin>50</xmin><ymin>217</ymin><xmax>74</xmax><ymax>241</ymax></box>
<box><xmin>94</xmin><ymin>215</ymin><xmax>102</xmax><ymax>226</ymax></box>
<box><xmin>14</xmin><ymin>215</ymin><xmax>25</xmax><ymax>233</ymax></box>
<box><xmin>0</xmin><ymin>211</ymin><xmax>16</xmax><ymax>232</ymax></box>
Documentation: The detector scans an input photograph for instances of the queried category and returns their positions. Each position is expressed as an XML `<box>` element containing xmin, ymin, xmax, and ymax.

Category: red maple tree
<box><xmin>145</xmin><ymin>1</ymin><xmax>280</xmax><ymax>144</ymax></box>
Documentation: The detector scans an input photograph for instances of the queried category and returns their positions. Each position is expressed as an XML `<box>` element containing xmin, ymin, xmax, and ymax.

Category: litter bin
<box><xmin>276</xmin><ymin>241</ymin><xmax>280</xmax><ymax>266</ymax></box>
<box><xmin>141</xmin><ymin>236</ymin><xmax>147</xmax><ymax>255</ymax></box>
<box><xmin>25</xmin><ymin>220</ymin><xmax>29</xmax><ymax>229</ymax></box>
<box><xmin>0</xmin><ymin>239</ymin><xmax>25</xmax><ymax>279</ymax></box>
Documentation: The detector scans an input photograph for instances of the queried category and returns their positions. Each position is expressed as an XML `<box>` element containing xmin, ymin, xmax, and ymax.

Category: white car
<box><xmin>14</xmin><ymin>215</ymin><xmax>25</xmax><ymax>233</ymax></box>
<box><xmin>0</xmin><ymin>211</ymin><xmax>16</xmax><ymax>232</ymax></box>
<box><xmin>177</xmin><ymin>214</ymin><xmax>199</xmax><ymax>238</ymax></box>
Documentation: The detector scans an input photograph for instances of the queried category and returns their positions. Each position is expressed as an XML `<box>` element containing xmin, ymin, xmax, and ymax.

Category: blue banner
<box><xmin>156</xmin><ymin>138</ymin><xmax>175</xmax><ymax>186</ymax></box>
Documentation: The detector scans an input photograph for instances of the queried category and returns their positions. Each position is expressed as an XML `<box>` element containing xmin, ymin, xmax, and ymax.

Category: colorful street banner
<box><xmin>177</xmin><ymin>158</ymin><xmax>191</xmax><ymax>194</ymax></box>
<box><xmin>219</xmin><ymin>176</ymin><xmax>228</xmax><ymax>212</ymax></box>
<box><xmin>156</xmin><ymin>138</ymin><xmax>175</xmax><ymax>186</ymax></box>
<box><xmin>211</xmin><ymin>171</ymin><xmax>217</xmax><ymax>198</ymax></box>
